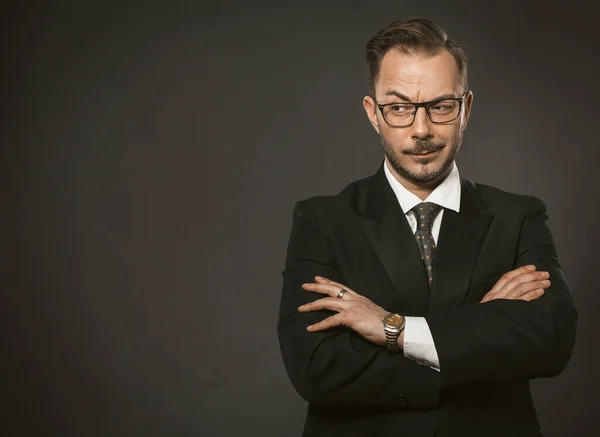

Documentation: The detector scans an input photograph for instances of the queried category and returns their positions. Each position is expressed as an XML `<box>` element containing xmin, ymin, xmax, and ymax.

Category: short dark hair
<box><xmin>365</xmin><ymin>18</ymin><xmax>468</xmax><ymax>98</ymax></box>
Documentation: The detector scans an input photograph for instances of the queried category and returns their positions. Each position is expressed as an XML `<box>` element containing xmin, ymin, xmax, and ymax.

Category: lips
<box><xmin>410</xmin><ymin>150</ymin><xmax>438</xmax><ymax>157</ymax></box>
<box><xmin>408</xmin><ymin>145</ymin><xmax>444</xmax><ymax>156</ymax></box>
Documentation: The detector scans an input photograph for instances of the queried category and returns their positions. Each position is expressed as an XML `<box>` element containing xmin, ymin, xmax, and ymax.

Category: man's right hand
<box><xmin>480</xmin><ymin>265</ymin><xmax>551</xmax><ymax>303</ymax></box>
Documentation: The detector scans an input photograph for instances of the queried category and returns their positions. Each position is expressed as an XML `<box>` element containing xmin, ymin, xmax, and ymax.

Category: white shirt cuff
<box><xmin>403</xmin><ymin>316</ymin><xmax>440</xmax><ymax>372</ymax></box>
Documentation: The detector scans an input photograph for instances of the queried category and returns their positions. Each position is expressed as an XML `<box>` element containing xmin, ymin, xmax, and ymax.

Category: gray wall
<box><xmin>2</xmin><ymin>1</ymin><xmax>598</xmax><ymax>436</ymax></box>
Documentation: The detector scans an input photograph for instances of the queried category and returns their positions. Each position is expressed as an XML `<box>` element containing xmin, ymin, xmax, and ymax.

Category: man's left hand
<box><xmin>298</xmin><ymin>276</ymin><xmax>389</xmax><ymax>346</ymax></box>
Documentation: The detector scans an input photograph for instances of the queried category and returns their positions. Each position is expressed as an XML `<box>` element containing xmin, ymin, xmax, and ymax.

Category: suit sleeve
<box><xmin>426</xmin><ymin>198</ymin><xmax>578</xmax><ymax>388</ymax></box>
<box><xmin>277</xmin><ymin>201</ymin><xmax>441</xmax><ymax>407</ymax></box>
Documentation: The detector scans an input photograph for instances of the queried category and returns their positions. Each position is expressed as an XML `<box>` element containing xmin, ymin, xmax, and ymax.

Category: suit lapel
<box><xmin>428</xmin><ymin>178</ymin><xmax>494</xmax><ymax>313</ymax></box>
<box><xmin>355</xmin><ymin>162</ymin><xmax>494</xmax><ymax>315</ymax></box>
<box><xmin>355</xmin><ymin>162</ymin><xmax>431</xmax><ymax>315</ymax></box>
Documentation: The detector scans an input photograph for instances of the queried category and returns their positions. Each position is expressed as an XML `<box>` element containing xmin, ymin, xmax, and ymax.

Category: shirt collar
<box><xmin>383</xmin><ymin>158</ymin><xmax>461</xmax><ymax>214</ymax></box>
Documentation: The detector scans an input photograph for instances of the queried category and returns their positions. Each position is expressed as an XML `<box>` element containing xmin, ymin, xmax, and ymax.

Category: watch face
<box><xmin>386</xmin><ymin>313</ymin><xmax>404</xmax><ymax>328</ymax></box>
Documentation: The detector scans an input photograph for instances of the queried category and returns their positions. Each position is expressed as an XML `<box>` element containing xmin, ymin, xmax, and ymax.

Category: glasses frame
<box><xmin>376</xmin><ymin>91</ymin><xmax>469</xmax><ymax>127</ymax></box>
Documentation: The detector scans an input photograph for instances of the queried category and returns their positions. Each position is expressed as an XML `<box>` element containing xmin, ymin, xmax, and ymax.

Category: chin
<box><xmin>397</xmin><ymin>160</ymin><xmax>450</xmax><ymax>183</ymax></box>
<box><xmin>411</xmin><ymin>171</ymin><xmax>442</xmax><ymax>183</ymax></box>
<box><xmin>407</xmin><ymin>157</ymin><xmax>440</xmax><ymax>171</ymax></box>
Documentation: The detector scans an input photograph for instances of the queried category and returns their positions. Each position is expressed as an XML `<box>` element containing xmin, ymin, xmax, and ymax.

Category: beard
<box><xmin>380</xmin><ymin>132</ymin><xmax>462</xmax><ymax>183</ymax></box>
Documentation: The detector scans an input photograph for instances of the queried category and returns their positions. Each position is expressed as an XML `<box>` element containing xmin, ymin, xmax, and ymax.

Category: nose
<box><xmin>410</xmin><ymin>106</ymin><xmax>433</xmax><ymax>139</ymax></box>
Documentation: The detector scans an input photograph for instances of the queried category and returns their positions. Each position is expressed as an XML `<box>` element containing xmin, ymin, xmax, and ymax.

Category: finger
<box><xmin>494</xmin><ymin>269</ymin><xmax>549</xmax><ymax>298</ymax></box>
<box><xmin>307</xmin><ymin>313</ymin><xmax>345</xmax><ymax>331</ymax></box>
<box><xmin>314</xmin><ymin>276</ymin><xmax>358</xmax><ymax>295</ymax></box>
<box><xmin>500</xmin><ymin>271</ymin><xmax>550</xmax><ymax>295</ymax></box>
<box><xmin>298</xmin><ymin>297</ymin><xmax>348</xmax><ymax>313</ymax></box>
<box><xmin>514</xmin><ymin>270</ymin><xmax>551</xmax><ymax>286</ymax></box>
<box><xmin>303</xmin><ymin>281</ymin><xmax>357</xmax><ymax>299</ymax></box>
<box><xmin>517</xmin><ymin>288</ymin><xmax>545</xmax><ymax>302</ymax></box>
<box><xmin>302</xmin><ymin>282</ymin><xmax>346</xmax><ymax>298</ymax></box>
<box><xmin>505</xmin><ymin>279</ymin><xmax>551</xmax><ymax>299</ymax></box>
<box><xmin>488</xmin><ymin>265</ymin><xmax>536</xmax><ymax>295</ymax></box>
<box><xmin>480</xmin><ymin>279</ymin><xmax>550</xmax><ymax>303</ymax></box>
<box><xmin>314</xmin><ymin>275</ymin><xmax>336</xmax><ymax>283</ymax></box>
<box><xmin>480</xmin><ymin>292</ymin><xmax>495</xmax><ymax>303</ymax></box>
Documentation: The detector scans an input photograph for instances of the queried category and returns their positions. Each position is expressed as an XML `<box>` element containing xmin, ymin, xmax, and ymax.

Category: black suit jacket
<box><xmin>277</xmin><ymin>161</ymin><xmax>577</xmax><ymax>437</ymax></box>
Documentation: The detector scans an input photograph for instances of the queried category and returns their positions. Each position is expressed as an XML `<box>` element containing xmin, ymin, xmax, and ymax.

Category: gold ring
<box><xmin>337</xmin><ymin>288</ymin><xmax>348</xmax><ymax>299</ymax></box>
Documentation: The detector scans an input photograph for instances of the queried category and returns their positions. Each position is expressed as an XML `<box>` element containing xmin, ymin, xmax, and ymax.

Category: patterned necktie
<box><xmin>412</xmin><ymin>202</ymin><xmax>443</xmax><ymax>286</ymax></box>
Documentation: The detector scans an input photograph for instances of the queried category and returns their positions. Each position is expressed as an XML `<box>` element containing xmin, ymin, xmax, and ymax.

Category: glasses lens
<box><xmin>383</xmin><ymin>103</ymin><xmax>415</xmax><ymax>126</ymax></box>
<box><xmin>428</xmin><ymin>100</ymin><xmax>460</xmax><ymax>123</ymax></box>
<box><xmin>383</xmin><ymin>103</ymin><xmax>416</xmax><ymax>126</ymax></box>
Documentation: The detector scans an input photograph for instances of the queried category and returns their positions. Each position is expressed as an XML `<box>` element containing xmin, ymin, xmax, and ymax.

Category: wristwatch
<box><xmin>383</xmin><ymin>313</ymin><xmax>405</xmax><ymax>351</ymax></box>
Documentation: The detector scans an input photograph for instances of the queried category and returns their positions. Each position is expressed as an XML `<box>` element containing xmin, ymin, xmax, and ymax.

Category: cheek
<box><xmin>381</xmin><ymin>126</ymin><xmax>408</xmax><ymax>145</ymax></box>
<box><xmin>436</xmin><ymin>125</ymin><xmax>461</xmax><ymax>143</ymax></box>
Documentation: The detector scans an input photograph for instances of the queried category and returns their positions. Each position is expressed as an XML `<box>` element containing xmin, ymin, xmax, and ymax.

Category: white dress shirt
<box><xmin>383</xmin><ymin>158</ymin><xmax>462</xmax><ymax>372</ymax></box>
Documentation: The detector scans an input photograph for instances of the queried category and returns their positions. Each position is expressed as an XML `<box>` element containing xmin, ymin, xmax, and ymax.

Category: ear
<box><xmin>363</xmin><ymin>95</ymin><xmax>380</xmax><ymax>134</ymax></box>
<box><xmin>462</xmin><ymin>90</ymin><xmax>474</xmax><ymax>129</ymax></box>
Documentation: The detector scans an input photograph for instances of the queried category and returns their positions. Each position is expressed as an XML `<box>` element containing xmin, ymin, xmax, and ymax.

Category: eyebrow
<box><xmin>383</xmin><ymin>90</ymin><xmax>459</xmax><ymax>102</ymax></box>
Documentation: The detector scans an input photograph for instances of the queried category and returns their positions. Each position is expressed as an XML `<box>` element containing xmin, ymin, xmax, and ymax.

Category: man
<box><xmin>277</xmin><ymin>18</ymin><xmax>577</xmax><ymax>437</ymax></box>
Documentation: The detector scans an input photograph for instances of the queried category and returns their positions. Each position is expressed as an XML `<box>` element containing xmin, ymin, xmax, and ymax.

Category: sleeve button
<box><xmin>397</xmin><ymin>394</ymin><xmax>409</xmax><ymax>406</ymax></box>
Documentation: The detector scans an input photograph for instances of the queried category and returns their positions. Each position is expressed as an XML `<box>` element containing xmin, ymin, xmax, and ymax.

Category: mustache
<box><xmin>403</xmin><ymin>141</ymin><xmax>445</xmax><ymax>154</ymax></box>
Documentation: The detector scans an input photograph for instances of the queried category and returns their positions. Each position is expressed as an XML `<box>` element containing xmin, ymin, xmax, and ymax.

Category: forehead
<box><xmin>376</xmin><ymin>48</ymin><xmax>462</xmax><ymax>100</ymax></box>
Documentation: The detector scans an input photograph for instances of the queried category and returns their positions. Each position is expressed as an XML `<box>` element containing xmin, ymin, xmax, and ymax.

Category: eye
<box><xmin>428</xmin><ymin>100</ymin><xmax>460</xmax><ymax>115</ymax></box>
<box><xmin>389</xmin><ymin>104</ymin><xmax>412</xmax><ymax>113</ymax></box>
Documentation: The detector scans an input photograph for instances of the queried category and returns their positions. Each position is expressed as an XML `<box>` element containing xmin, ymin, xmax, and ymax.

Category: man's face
<box><xmin>363</xmin><ymin>49</ymin><xmax>473</xmax><ymax>186</ymax></box>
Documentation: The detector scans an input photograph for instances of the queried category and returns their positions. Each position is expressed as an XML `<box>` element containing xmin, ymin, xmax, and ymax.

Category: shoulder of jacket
<box><xmin>293</xmin><ymin>174</ymin><xmax>371</xmax><ymax>217</ymax></box>
<box><xmin>468</xmin><ymin>179</ymin><xmax>547</xmax><ymax>214</ymax></box>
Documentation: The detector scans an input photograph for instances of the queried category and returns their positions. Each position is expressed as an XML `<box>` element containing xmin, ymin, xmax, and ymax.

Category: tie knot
<box><xmin>412</xmin><ymin>202</ymin><xmax>442</xmax><ymax>231</ymax></box>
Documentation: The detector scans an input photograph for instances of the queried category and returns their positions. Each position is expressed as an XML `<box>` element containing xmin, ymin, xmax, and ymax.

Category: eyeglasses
<box><xmin>376</xmin><ymin>92</ymin><xmax>468</xmax><ymax>127</ymax></box>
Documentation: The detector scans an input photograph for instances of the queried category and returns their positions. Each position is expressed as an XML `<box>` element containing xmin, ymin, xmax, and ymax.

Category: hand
<box><xmin>480</xmin><ymin>265</ymin><xmax>551</xmax><ymax>303</ymax></box>
<box><xmin>298</xmin><ymin>276</ymin><xmax>389</xmax><ymax>346</ymax></box>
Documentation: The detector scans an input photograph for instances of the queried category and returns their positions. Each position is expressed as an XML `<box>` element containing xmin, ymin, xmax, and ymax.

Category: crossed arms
<box><xmin>277</xmin><ymin>198</ymin><xmax>577</xmax><ymax>406</ymax></box>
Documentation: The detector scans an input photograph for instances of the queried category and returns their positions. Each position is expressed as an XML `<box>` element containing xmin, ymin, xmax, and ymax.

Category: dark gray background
<box><xmin>2</xmin><ymin>1</ymin><xmax>598</xmax><ymax>436</ymax></box>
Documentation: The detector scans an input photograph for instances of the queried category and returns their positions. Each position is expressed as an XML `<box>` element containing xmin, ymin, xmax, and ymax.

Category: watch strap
<box><xmin>383</xmin><ymin>313</ymin><xmax>404</xmax><ymax>351</ymax></box>
<box><xmin>385</xmin><ymin>330</ymin><xmax>400</xmax><ymax>351</ymax></box>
